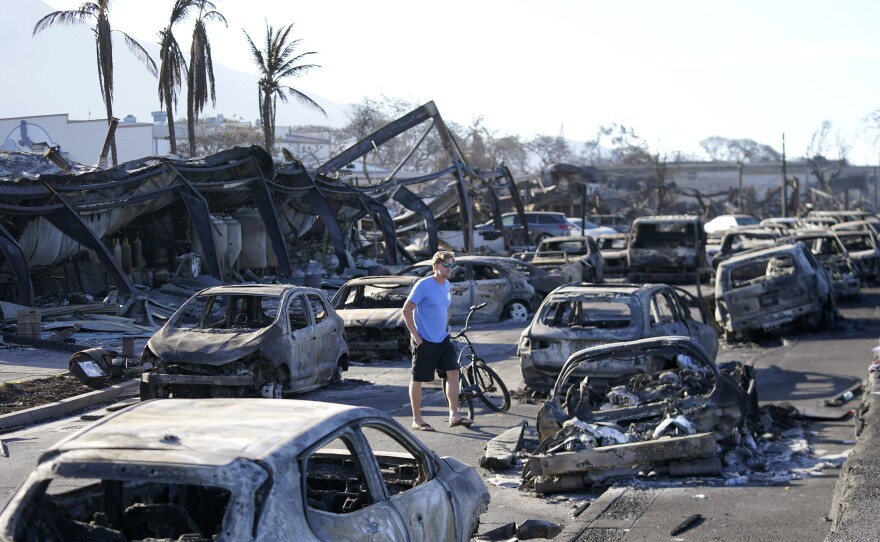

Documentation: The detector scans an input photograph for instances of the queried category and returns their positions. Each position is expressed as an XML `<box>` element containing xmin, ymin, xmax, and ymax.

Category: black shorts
<box><xmin>411</xmin><ymin>336</ymin><xmax>459</xmax><ymax>382</ymax></box>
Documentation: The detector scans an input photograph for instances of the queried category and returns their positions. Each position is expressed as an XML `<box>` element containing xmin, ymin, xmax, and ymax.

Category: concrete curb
<box><xmin>0</xmin><ymin>379</ymin><xmax>140</xmax><ymax>433</ymax></box>
<box><xmin>825</xmin><ymin>369</ymin><xmax>880</xmax><ymax>541</ymax></box>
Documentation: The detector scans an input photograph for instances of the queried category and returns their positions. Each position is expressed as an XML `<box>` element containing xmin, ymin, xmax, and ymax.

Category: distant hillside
<box><xmin>3</xmin><ymin>0</ymin><xmax>351</xmax><ymax>127</ymax></box>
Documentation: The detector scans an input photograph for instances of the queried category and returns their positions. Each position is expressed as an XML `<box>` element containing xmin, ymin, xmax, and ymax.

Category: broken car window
<box><xmin>288</xmin><ymin>295</ymin><xmax>311</xmax><ymax>331</ymax></box>
<box><xmin>18</xmin><ymin>476</ymin><xmax>234</xmax><ymax>541</ymax></box>
<box><xmin>303</xmin><ymin>435</ymin><xmax>375</xmax><ymax>516</ymax></box>
<box><xmin>361</xmin><ymin>425</ymin><xmax>429</xmax><ymax>496</ymax></box>
<box><xmin>307</xmin><ymin>294</ymin><xmax>328</xmax><ymax>324</ymax></box>
<box><xmin>334</xmin><ymin>284</ymin><xmax>411</xmax><ymax>310</ymax></box>
<box><xmin>540</xmin><ymin>298</ymin><xmax>633</xmax><ymax>329</ymax></box>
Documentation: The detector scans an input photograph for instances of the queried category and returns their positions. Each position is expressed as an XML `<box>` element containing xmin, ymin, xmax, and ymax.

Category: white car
<box><xmin>567</xmin><ymin>217</ymin><xmax>617</xmax><ymax>238</ymax></box>
<box><xmin>704</xmin><ymin>214</ymin><xmax>760</xmax><ymax>234</ymax></box>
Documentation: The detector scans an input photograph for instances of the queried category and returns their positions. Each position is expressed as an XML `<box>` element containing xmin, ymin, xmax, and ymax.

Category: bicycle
<box><xmin>441</xmin><ymin>302</ymin><xmax>511</xmax><ymax>420</ymax></box>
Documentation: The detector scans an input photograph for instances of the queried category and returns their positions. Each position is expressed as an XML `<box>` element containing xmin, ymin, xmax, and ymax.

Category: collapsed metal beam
<box><xmin>317</xmin><ymin>102</ymin><xmax>439</xmax><ymax>176</ymax></box>
<box><xmin>391</xmin><ymin>185</ymin><xmax>437</xmax><ymax>254</ymax></box>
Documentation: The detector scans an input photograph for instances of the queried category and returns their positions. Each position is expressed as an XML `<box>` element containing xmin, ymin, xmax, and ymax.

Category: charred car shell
<box><xmin>519</xmin><ymin>283</ymin><xmax>719</xmax><ymax>394</ymax></box>
<box><xmin>330</xmin><ymin>275</ymin><xmax>419</xmax><ymax>361</ymax></box>
<box><xmin>777</xmin><ymin>230</ymin><xmax>860</xmax><ymax>299</ymax></box>
<box><xmin>526</xmin><ymin>336</ymin><xmax>757</xmax><ymax>493</ymax></box>
<box><xmin>0</xmin><ymin>399</ymin><xmax>489</xmax><ymax>541</ymax></box>
<box><xmin>627</xmin><ymin>215</ymin><xmax>707</xmax><ymax>283</ymax></box>
<box><xmin>397</xmin><ymin>256</ymin><xmax>536</xmax><ymax>323</ymax></box>
<box><xmin>514</xmin><ymin>235</ymin><xmax>605</xmax><ymax>284</ymax></box>
<box><xmin>140</xmin><ymin>284</ymin><xmax>349</xmax><ymax>399</ymax></box>
<box><xmin>714</xmin><ymin>243</ymin><xmax>835</xmax><ymax>338</ymax></box>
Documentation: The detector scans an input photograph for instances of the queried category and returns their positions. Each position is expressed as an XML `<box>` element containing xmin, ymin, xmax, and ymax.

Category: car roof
<box><xmin>719</xmin><ymin>242</ymin><xmax>803</xmax><ymax>266</ymax></box>
<box><xmin>340</xmin><ymin>275</ymin><xmax>420</xmax><ymax>287</ymax></box>
<box><xmin>540</xmin><ymin>236</ymin><xmax>594</xmax><ymax>242</ymax></box>
<box><xmin>196</xmin><ymin>284</ymin><xmax>322</xmax><ymax>297</ymax></box>
<box><xmin>548</xmin><ymin>282</ymin><xmax>664</xmax><ymax>296</ymax></box>
<box><xmin>632</xmin><ymin>214</ymin><xmax>701</xmax><ymax>223</ymax></box>
<box><xmin>44</xmin><ymin>399</ymin><xmax>381</xmax><ymax>468</ymax></box>
<box><xmin>410</xmin><ymin>255</ymin><xmax>516</xmax><ymax>266</ymax></box>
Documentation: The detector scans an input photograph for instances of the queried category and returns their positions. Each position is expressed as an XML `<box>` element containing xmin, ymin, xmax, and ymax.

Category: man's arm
<box><xmin>402</xmin><ymin>300</ymin><xmax>422</xmax><ymax>346</ymax></box>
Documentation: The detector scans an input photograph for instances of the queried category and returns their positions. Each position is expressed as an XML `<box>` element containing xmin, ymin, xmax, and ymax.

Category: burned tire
<box><xmin>503</xmin><ymin>301</ymin><xmax>530</xmax><ymax>322</ymax></box>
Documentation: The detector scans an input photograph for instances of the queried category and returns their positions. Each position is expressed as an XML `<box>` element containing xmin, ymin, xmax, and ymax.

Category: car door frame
<box><xmin>285</xmin><ymin>292</ymin><xmax>318</xmax><ymax>387</ymax></box>
<box><xmin>669</xmin><ymin>285</ymin><xmax>720</xmax><ymax>359</ymax></box>
<box><xmin>305</xmin><ymin>292</ymin><xmax>340</xmax><ymax>384</ymax></box>
<box><xmin>470</xmin><ymin>262</ymin><xmax>511</xmax><ymax>320</ymax></box>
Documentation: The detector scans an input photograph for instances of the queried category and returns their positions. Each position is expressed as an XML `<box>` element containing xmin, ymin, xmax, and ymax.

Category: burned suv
<box><xmin>627</xmin><ymin>215</ymin><xmax>707</xmax><ymax>283</ymax></box>
<box><xmin>140</xmin><ymin>285</ymin><xmax>349</xmax><ymax>399</ymax></box>
<box><xmin>714</xmin><ymin>243</ymin><xmax>835</xmax><ymax>338</ymax></box>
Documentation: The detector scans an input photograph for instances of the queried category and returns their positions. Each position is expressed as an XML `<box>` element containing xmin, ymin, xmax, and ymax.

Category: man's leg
<box><xmin>410</xmin><ymin>379</ymin><xmax>425</xmax><ymax>426</ymax></box>
<box><xmin>445</xmin><ymin>369</ymin><xmax>461</xmax><ymax>421</ymax></box>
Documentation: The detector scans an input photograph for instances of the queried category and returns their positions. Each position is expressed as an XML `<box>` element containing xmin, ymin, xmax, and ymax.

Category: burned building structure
<box><xmin>0</xmin><ymin>102</ymin><xmax>530</xmax><ymax>317</ymax></box>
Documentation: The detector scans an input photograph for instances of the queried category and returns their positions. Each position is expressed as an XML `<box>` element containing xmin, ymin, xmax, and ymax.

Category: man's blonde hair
<box><xmin>432</xmin><ymin>251</ymin><xmax>456</xmax><ymax>265</ymax></box>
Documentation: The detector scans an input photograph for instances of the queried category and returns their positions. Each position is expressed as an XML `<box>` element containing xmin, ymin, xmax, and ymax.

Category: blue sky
<box><xmin>39</xmin><ymin>0</ymin><xmax>880</xmax><ymax>163</ymax></box>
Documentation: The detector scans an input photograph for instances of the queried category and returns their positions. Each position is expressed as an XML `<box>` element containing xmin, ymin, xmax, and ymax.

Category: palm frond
<box><xmin>120</xmin><ymin>31</ymin><xmax>157</xmax><ymax>77</ymax></box>
<box><xmin>33</xmin><ymin>8</ymin><xmax>94</xmax><ymax>35</ymax></box>
<box><xmin>284</xmin><ymin>87</ymin><xmax>326</xmax><ymax>116</ymax></box>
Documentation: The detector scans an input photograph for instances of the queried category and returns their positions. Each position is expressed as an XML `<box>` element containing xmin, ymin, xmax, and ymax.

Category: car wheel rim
<box><xmin>508</xmin><ymin>303</ymin><xmax>528</xmax><ymax>321</ymax></box>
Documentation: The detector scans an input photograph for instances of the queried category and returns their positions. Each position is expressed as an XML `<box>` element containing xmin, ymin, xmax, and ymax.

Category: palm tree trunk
<box><xmin>187</xmin><ymin>70</ymin><xmax>196</xmax><ymax>156</ymax></box>
<box><xmin>164</xmin><ymin>84</ymin><xmax>177</xmax><ymax>154</ymax></box>
<box><xmin>262</xmin><ymin>92</ymin><xmax>273</xmax><ymax>152</ymax></box>
<box><xmin>104</xmin><ymin>92</ymin><xmax>117</xmax><ymax>166</ymax></box>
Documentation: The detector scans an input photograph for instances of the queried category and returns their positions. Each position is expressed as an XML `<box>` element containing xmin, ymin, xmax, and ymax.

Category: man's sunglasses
<box><xmin>441</xmin><ymin>263</ymin><xmax>456</xmax><ymax>269</ymax></box>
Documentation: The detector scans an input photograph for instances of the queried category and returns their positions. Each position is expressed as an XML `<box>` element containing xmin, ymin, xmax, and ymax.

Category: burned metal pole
<box><xmin>781</xmin><ymin>133</ymin><xmax>788</xmax><ymax>217</ymax></box>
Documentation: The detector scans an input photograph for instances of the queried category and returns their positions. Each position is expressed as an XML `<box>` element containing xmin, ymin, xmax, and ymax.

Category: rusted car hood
<box><xmin>338</xmin><ymin>308</ymin><xmax>405</xmax><ymax>328</ymax></box>
<box><xmin>148</xmin><ymin>326</ymin><xmax>282</xmax><ymax>365</ymax></box>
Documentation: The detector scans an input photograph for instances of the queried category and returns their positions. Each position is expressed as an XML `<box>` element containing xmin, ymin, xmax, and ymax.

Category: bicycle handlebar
<box><xmin>452</xmin><ymin>302</ymin><xmax>487</xmax><ymax>339</ymax></box>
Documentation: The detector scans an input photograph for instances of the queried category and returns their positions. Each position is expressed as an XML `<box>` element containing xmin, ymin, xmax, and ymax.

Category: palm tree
<box><xmin>33</xmin><ymin>0</ymin><xmax>157</xmax><ymax>166</ymax></box>
<box><xmin>158</xmin><ymin>0</ymin><xmax>198</xmax><ymax>155</ymax></box>
<box><xmin>244</xmin><ymin>22</ymin><xmax>325</xmax><ymax>154</ymax></box>
<box><xmin>186</xmin><ymin>0</ymin><xmax>226</xmax><ymax>156</ymax></box>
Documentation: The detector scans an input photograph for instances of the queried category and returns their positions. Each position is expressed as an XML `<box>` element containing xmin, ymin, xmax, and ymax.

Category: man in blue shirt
<box><xmin>403</xmin><ymin>251</ymin><xmax>473</xmax><ymax>431</ymax></box>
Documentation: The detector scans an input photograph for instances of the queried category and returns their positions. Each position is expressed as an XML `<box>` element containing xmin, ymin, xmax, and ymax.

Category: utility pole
<box><xmin>781</xmin><ymin>133</ymin><xmax>788</xmax><ymax>217</ymax></box>
<box><xmin>737</xmin><ymin>161</ymin><xmax>744</xmax><ymax>213</ymax></box>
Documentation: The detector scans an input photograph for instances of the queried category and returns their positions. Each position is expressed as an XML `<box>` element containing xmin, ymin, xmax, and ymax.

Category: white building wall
<box><xmin>0</xmin><ymin>114</ymin><xmax>152</xmax><ymax>165</ymax></box>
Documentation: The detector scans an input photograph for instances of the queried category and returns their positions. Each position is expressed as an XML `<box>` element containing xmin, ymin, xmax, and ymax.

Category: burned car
<box><xmin>482</xmin><ymin>256</ymin><xmax>567</xmax><ymax>298</ymax></box>
<box><xmin>519</xmin><ymin>283</ymin><xmax>719</xmax><ymax>393</ymax></box>
<box><xmin>398</xmin><ymin>255</ymin><xmax>536</xmax><ymax>322</ymax></box>
<box><xmin>710</xmin><ymin>227</ymin><xmax>782</xmax><ymax>270</ymax></box>
<box><xmin>832</xmin><ymin>226</ymin><xmax>880</xmax><ymax>284</ymax></box>
<box><xmin>714</xmin><ymin>243</ymin><xmax>835</xmax><ymax>338</ymax></box>
<box><xmin>524</xmin><ymin>336</ymin><xmax>757</xmax><ymax>493</ymax></box>
<box><xmin>627</xmin><ymin>215</ymin><xmax>707</xmax><ymax>283</ymax></box>
<box><xmin>777</xmin><ymin>230</ymin><xmax>860</xmax><ymax>299</ymax></box>
<box><xmin>0</xmin><ymin>399</ymin><xmax>489</xmax><ymax>541</ymax></box>
<box><xmin>140</xmin><ymin>285</ymin><xmax>349</xmax><ymax>399</ymax></box>
<box><xmin>330</xmin><ymin>275</ymin><xmax>419</xmax><ymax>361</ymax></box>
<box><xmin>514</xmin><ymin>235</ymin><xmax>604</xmax><ymax>283</ymax></box>
<box><xmin>596</xmin><ymin>232</ymin><xmax>628</xmax><ymax>277</ymax></box>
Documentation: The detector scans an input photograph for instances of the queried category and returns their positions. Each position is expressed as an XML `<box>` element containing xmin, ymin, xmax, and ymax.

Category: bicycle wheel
<box><xmin>470</xmin><ymin>360</ymin><xmax>511</xmax><ymax>412</ymax></box>
<box><xmin>442</xmin><ymin>376</ymin><xmax>475</xmax><ymax>421</ymax></box>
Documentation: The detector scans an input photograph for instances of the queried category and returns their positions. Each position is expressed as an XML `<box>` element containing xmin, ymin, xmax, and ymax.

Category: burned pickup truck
<box><xmin>714</xmin><ymin>243</ymin><xmax>835</xmax><ymax>339</ymax></box>
<box><xmin>627</xmin><ymin>215</ymin><xmax>707</xmax><ymax>283</ymax></box>
<box><xmin>524</xmin><ymin>336</ymin><xmax>757</xmax><ymax>493</ymax></box>
<box><xmin>513</xmin><ymin>235</ymin><xmax>604</xmax><ymax>284</ymax></box>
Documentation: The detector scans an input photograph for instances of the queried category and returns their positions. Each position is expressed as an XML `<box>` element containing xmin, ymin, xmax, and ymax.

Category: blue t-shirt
<box><xmin>406</xmin><ymin>276</ymin><xmax>451</xmax><ymax>343</ymax></box>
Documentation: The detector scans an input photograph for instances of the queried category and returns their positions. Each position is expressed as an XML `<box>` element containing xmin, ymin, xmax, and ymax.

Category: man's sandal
<box><xmin>411</xmin><ymin>422</ymin><xmax>436</xmax><ymax>432</ymax></box>
<box><xmin>449</xmin><ymin>417</ymin><xmax>474</xmax><ymax>428</ymax></box>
